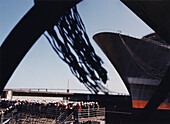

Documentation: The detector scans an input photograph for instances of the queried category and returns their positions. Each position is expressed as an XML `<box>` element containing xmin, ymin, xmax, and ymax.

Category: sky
<box><xmin>0</xmin><ymin>0</ymin><xmax>153</xmax><ymax>94</ymax></box>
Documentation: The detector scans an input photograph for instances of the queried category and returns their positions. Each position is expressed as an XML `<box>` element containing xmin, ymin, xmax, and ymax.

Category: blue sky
<box><xmin>0</xmin><ymin>0</ymin><xmax>153</xmax><ymax>94</ymax></box>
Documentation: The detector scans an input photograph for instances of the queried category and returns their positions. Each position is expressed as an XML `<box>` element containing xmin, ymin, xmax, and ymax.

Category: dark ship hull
<box><xmin>93</xmin><ymin>32</ymin><xmax>170</xmax><ymax>110</ymax></box>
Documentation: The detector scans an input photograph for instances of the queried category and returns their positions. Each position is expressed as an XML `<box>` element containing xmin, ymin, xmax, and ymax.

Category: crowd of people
<box><xmin>0</xmin><ymin>99</ymin><xmax>100</xmax><ymax>120</ymax></box>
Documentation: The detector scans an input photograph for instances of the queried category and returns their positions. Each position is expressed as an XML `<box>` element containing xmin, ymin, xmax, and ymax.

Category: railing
<box><xmin>3</xmin><ymin>107</ymin><xmax>105</xmax><ymax>123</ymax></box>
<box><xmin>78</xmin><ymin>108</ymin><xmax>105</xmax><ymax>122</ymax></box>
<box><xmin>1</xmin><ymin>108</ymin><xmax>18</xmax><ymax>124</ymax></box>
<box><xmin>56</xmin><ymin>111</ymin><xmax>66</xmax><ymax>121</ymax></box>
<box><xmin>0</xmin><ymin>100</ymin><xmax>105</xmax><ymax>123</ymax></box>
<box><xmin>63</xmin><ymin>111</ymin><xmax>74</xmax><ymax>123</ymax></box>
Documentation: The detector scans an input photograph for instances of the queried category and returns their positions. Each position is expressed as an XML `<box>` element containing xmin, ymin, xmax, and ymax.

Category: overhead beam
<box><xmin>121</xmin><ymin>0</ymin><xmax>170</xmax><ymax>43</ymax></box>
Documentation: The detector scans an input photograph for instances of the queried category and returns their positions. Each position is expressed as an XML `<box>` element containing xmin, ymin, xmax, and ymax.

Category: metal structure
<box><xmin>1</xmin><ymin>0</ymin><xmax>170</xmax><ymax>123</ymax></box>
<box><xmin>121</xmin><ymin>0</ymin><xmax>170</xmax><ymax>43</ymax></box>
<box><xmin>0</xmin><ymin>0</ymin><xmax>82</xmax><ymax>94</ymax></box>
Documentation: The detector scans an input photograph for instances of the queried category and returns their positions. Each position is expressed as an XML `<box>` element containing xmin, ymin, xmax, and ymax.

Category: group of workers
<box><xmin>0</xmin><ymin>99</ymin><xmax>100</xmax><ymax>120</ymax></box>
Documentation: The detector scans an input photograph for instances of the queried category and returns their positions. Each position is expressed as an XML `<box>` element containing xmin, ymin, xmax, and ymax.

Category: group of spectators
<box><xmin>0</xmin><ymin>100</ymin><xmax>20</xmax><ymax>121</ymax></box>
<box><xmin>0</xmin><ymin>99</ymin><xmax>100</xmax><ymax>120</ymax></box>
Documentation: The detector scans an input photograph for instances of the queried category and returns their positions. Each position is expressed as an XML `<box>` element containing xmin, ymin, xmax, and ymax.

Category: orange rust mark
<box><xmin>132</xmin><ymin>100</ymin><xmax>170</xmax><ymax>110</ymax></box>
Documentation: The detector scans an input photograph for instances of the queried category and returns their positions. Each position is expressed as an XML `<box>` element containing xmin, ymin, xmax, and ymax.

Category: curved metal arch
<box><xmin>0</xmin><ymin>0</ymin><xmax>82</xmax><ymax>93</ymax></box>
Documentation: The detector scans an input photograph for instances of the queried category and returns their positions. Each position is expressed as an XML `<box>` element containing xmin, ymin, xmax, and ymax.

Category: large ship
<box><xmin>92</xmin><ymin>0</ymin><xmax>170</xmax><ymax>113</ymax></box>
<box><xmin>93</xmin><ymin>32</ymin><xmax>170</xmax><ymax>110</ymax></box>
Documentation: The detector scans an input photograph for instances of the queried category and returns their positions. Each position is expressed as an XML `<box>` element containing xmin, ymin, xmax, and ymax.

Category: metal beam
<box><xmin>137</xmin><ymin>66</ymin><xmax>170</xmax><ymax>122</ymax></box>
<box><xmin>121</xmin><ymin>0</ymin><xmax>170</xmax><ymax>44</ymax></box>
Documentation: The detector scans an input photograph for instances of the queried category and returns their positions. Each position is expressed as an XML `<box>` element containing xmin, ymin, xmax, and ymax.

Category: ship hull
<box><xmin>93</xmin><ymin>32</ymin><xmax>170</xmax><ymax>110</ymax></box>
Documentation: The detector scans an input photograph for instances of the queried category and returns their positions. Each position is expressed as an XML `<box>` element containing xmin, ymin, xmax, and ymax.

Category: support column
<box><xmin>6</xmin><ymin>90</ymin><xmax>13</xmax><ymax>100</ymax></box>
